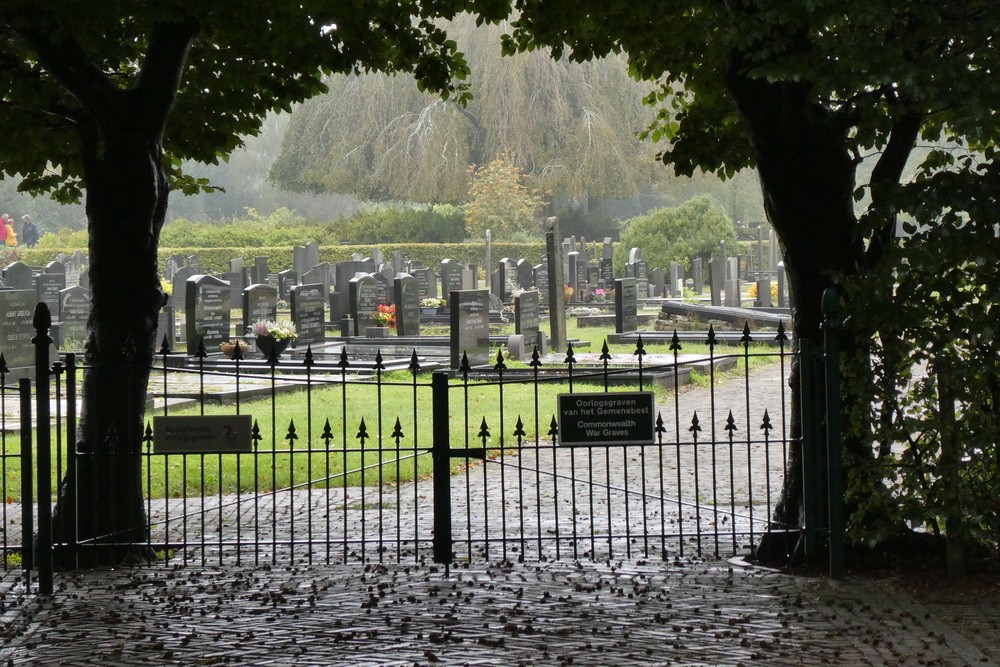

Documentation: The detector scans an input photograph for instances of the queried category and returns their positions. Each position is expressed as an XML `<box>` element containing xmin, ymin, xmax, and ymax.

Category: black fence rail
<box><xmin>5</xmin><ymin>307</ymin><xmax>824</xmax><ymax>593</ymax></box>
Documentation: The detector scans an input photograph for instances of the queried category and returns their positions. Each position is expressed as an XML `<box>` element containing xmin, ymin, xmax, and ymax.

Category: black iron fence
<box><xmin>4</xmin><ymin>300</ymin><xmax>849</xmax><ymax>594</ymax></box>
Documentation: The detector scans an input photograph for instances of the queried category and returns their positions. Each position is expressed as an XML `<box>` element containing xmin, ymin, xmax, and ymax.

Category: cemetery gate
<box><xmin>7</xmin><ymin>303</ymin><xmax>847</xmax><ymax>593</ymax></box>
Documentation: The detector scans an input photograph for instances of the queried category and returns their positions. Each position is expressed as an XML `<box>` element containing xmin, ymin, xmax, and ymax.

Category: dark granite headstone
<box><xmin>516</xmin><ymin>259</ymin><xmax>534</xmax><ymax>290</ymax></box>
<box><xmin>709</xmin><ymin>256</ymin><xmax>725</xmax><ymax>307</ymax></box>
<box><xmin>170</xmin><ymin>265</ymin><xmax>195</xmax><ymax>308</ymax></box>
<box><xmin>633</xmin><ymin>259</ymin><xmax>649</xmax><ymax>297</ymax></box>
<box><xmin>242</xmin><ymin>283</ymin><xmax>278</xmax><ymax>336</ymax></box>
<box><xmin>278</xmin><ymin>269</ymin><xmax>297</xmax><ymax>301</ymax></box>
<box><xmin>252</xmin><ymin>256</ymin><xmax>269</xmax><ymax>285</ymax></box>
<box><xmin>290</xmin><ymin>283</ymin><xmax>326</xmax><ymax>346</ymax></box>
<box><xmin>349</xmin><ymin>273</ymin><xmax>380</xmax><ymax>335</ymax></box>
<box><xmin>393</xmin><ymin>273</ymin><xmax>420</xmax><ymax>337</ymax></box>
<box><xmin>450</xmin><ymin>289</ymin><xmax>490</xmax><ymax>369</ymax></box>
<box><xmin>414</xmin><ymin>267</ymin><xmax>437</xmax><ymax>299</ymax></box>
<box><xmin>2</xmin><ymin>261</ymin><xmax>34</xmax><ymax>290</ymax></box>
<box><xmin>602</xmin><ymin>238</ymin><xmax>614</xmax><ymax>260</ymax></box>
<box><xmin>0</xmin><ymin>290</ymin><xmax>38</xmax><ymax>377</ymax></box>
<box><xmin>184</xmin><ymin>275</ymin><xmax>231</xmax><ymax>355</ymax></box>
<box><xmin>228</xmin><ymin>259</ymin><xmax>248</xmax><ymax>308</ymax></box>
<box><xmin>440</xmin><ymin>258</ymin><xmax>463</xmax><ymax>296</ymax></box>
<box><xmin>373</xmin><ymin>271</ymin><xmax>393</xmax><ymax>306</ymax></box>
<box><xmin>155</xmin><ymin>305</ymin><xmax>175</xmax><ymax>352</ymax></box>
<box><xmin>58</xmin><ymin>285</ymin><xmax>90</xmax><ymax>347</ymax></box>
<box><xmin>533</xmin><ymin>263</ymin><xmax>549</xmax><ymax>305</ymax></box>
<box><xmin>692</xmin><ymin>259</ymin><xmax>704</xmax><ymax>294</ymax></box>
<box><xmin>498</xmin><ymin>258</ymin><xmax>518</xmax><ymax>299</ymax></box>
<box><xmin>651</xmin><ymin>267</ymin><xmax>664</xmax><ymax>298</ymax></box>
<box><xmin>293</xmin><ymin>245</ymin><xmax>309</xmax><ymax>278</ymax></box>
<box><xmin>35</xmin><ymin>272</ymin><xmax>66</xmax><ymax>317</ymax></box>
<box><xmin>514</xmin><ymin>290</ymin><xmax>540</xmax><ymax>344</ymax></box>
<box><xmin>614</xmin><ymin>277</ymin><xmax>638</xmax><ymax>334</ymax></box>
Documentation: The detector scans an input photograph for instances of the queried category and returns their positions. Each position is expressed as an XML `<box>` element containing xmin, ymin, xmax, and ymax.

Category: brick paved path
<box><xmin>2</xmin><ymin>559</ymin><xmax>997</xmax><ymax>665</ymax></box>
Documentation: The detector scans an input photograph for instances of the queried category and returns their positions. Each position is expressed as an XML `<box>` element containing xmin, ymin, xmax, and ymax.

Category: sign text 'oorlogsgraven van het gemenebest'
<box><xmin>557</xmin><ymin>392</ymin><xmax>654</xmax><ymax>447</ymax></box>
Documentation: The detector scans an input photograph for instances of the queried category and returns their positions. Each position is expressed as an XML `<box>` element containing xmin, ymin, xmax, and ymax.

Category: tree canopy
<box><xmin>270</xmin><ymin>14</ymin><xmax>662</xmax><ymax>205</ymax></box>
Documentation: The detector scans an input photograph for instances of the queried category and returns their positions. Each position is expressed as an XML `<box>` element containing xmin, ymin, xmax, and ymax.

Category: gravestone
<box><xmin>633</xmin><ymin>258</ymin><xmax>649</xmax><ymax>298</ymax></box>
<box><xmin>155</xmin><ymin>305</ymin><xmax>175</xmax><ymax>352</ymax></box>
<box><xmin>669</xmin><ymin>262</ymin><xmax>682</xmax><ymax>297</ymax></box>
<box><xmin>514</xmin><ymin>290</ymin><xmax>540</xmax><ymax>346</ymax></box>
<box><xmin>725</xmin><ymin>257</ymin><xmax>741</xmax><ymax>308</ymax></box>
<box><xmin>692</xmin><ymin>259</ymin><xmax>704</xmax><ymax>294</ymax></box>
<box><xmin>575</xmin><ymin>253</ymin><xmax>589</xmax><ymax>293</ymax></box>
<box><xmin>335</xmin><ymin>259</ymin><xmax>366</xmax><ymax>317</ymax></box>
<box><xmin>614</xmin><ymin>277</ymin><xmax>638</xmax><ymax>334</ymax></box>
<box><xmin>392</xmin><ymin>250</ymin><xmax>404</xmax><ymax>275</ymax></box>
<box><xmin>463</xmin><ymin>264</ymin><xmax>477</xmax><ymax>290</ymax></box>
<box><xmin>184</xmin><ymin>274</ymin><xmax>231</xmax><ymax>355</ymax></box>
<box><xmin>349</xmin><ymin>273</ymin><xmax>380</xmax><ymax>335</ymax></box>
<box><xmin>242</xmin><ymin>283</ymin><xmax>278</xmax><ymax>336</ymax></box>
<box><xmin>450</xmin><ymin>289</ymin><xmax>490</xmax><ymax>369</ymax></box>
<box><xmin>290</xmin><ymin>283</ymin><xmax>326</xmax><ymax>347</ymax></box>
<box><xmin>58</xmin><ymin>285</ymin><xmax>91</xmax><ymax>347</ymax></box>
<box><xmin>567</xmin><ymin>251</ymin><xmax>581</xmax><ymax>297</ymax></box>
<box><xmin>311</xmin><ymin>261</ymin><xmax>333</xmax><ymax>296</ymax></box>
<box><xmin>777</xmin><ymin>264</ymin><xmax>788</xmax><ymax>308</ymax></box>
<box><xmin>228</xmin><ymin>259</ymin><xmax>248</xmax><ymax>310</ymax></box>
<box><xmin>0</xmin><ymin>290</ymin><xmax>37</xmax><ymax>378</ymax></box>
<box><xmin>2</xmin><ymin>261</ymin><xmax>34</xmax><ymax>290</ymax></box>
<box><xmin>373</xmin><ymin>271</ymin><xmax>393</xmax><ymax>306</ymax></box>
<box><xmin>533</xmin><ymin>262</ymin><xmax>549</xmax><ymax>305</ymax></box>
<box><xmin>186</xmin><ymin>255</ymin><xmax>202</xmax><ymax>273</ymax></box>
<box><xmin>305</xmin><ymin>242</ymin><xmax>320</xmax><ymax>270</ymax></box>
<box><xmin>650</xmin><ymin>267</ymin><xmax>665</xmax><ymax>298</ymax></box>
<box><xmin>293</xmin><ymin>245</ymin><xmax>309</xmax><ymax>278</ymax></box>
<box><xmin>393</xmin><ymin>273</ymin><xmax>420</xmax><ymax>337</ymax></box>
<box><xmin>170</xmin><ymin>265</ymin><xmax>195</xmax><ymax>308</ymax></box>
<box><xmin>252</xmin><ymin>256</ymin><xmax>269</xmax><ymax>285</ymax></box>
<box><xmin>516</xmin><ymin>259</ymin><xmax>534</xmax><ymax>290</ymax></box>
<box><xmin>499</xmin><ymin>258</ymin><xmax>518</xmax><ymax>299</ymax></box>
<box><xmin>600</xmin><ymin>257</ymin><xmax>614</xmax><ymax>286</ymax></box>
<box><xmin>709</xmin><ymin>256</ymin><xmax>725</xmax><ymax>307</ymax></box>
<box><xmin>277</xmin><ymin>269</ymin><xmax>297</xmax><ymax>301</ymax></box>
<box><xmin>546</xmin><ymin>218</ymin><xmax>567</xmax><ymax>352</ymax></box>
<box><xmin>64</xmin><ymin>258</ymin><xmax>82</xmax><ymax>288</ymax></box>
<box><xmin>370</xmin><ymin>248</ymin><xmax>385</xmax><ymax>270</ymax></box>
<box><xmin>35</xmin><ymin>272</ymin><xmax>66</xmax><ymax>317</ymax></box>
<box><xmin>440</xmin><ymin>258</ymin><xmax>463</xmax><ymax>296</ymax></box>
<box><xmin>414</xmin><ymin>267</ymin><xmax>437</xmax><ymax>299</ymax></box>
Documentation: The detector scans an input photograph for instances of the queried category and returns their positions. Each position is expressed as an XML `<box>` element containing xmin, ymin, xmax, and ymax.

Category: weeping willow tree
<box><xmin>270</xmin><ymin>14</ymin><xmax>661</xmax><ymax>205</ymax></box>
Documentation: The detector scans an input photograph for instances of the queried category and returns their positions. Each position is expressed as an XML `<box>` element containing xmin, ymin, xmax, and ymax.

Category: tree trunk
<box><xmin>725</xmin><ymin>68</ymin><xmax>863</xmax><ymax>561</ymax></box>
<box><xmin>50</xmin><ymin>125</ymin><xmax>168</xmax><ymax>567</ymax></box>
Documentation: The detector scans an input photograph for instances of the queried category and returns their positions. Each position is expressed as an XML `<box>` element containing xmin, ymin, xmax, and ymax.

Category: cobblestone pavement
<box><xmin>1</xmin><ymin>558</ymin><xmax>998</xmax><ymax>666</ymax></box>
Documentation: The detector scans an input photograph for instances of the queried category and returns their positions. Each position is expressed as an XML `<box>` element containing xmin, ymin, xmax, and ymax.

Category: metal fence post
<box><xmin>822</xmin><ymin>288</ymin><xmax>845</xmax><ymax>578</ymax></box>
<box><xmin>32</xmin><ymin>303</ymin><xmax>54</xmax><ymax>595</ymax></box>
<box><xmin>431</xmin><ymin>371</ymin><xmax>453</xmax><ymax>565</ymax></box>
<box><xmin>19</xmin><ymin>378</ymin><xmax>33</xmax><ymax>590</ymax></box>
<box><xmin>798</xmin><ymin>338</ymin><xmax>819</xmax><ymax>557</ymax></box>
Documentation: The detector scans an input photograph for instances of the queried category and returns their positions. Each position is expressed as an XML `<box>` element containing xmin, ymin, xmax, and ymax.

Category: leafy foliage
<box><xmin>336</xmin><ymin>205</ymin><xmax>466</xmax><ymax>244</ymax></box>
<box><xmin>614</xmin><ymin>196</ymin><xmax>736</xmax><ymax>274</ymax></box>
<box><xmin>464</xmin><ymin>152</ymin><xmax>546</xmax><ymax>238</ymax></box>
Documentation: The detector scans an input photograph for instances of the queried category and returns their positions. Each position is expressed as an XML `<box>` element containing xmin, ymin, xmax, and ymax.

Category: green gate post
<box><xmin>18</xmin><ymin>378</ymin><xmax>33</xmax><ymax>588</ymax></box>
<box><xmin>822</xmin><ymin>288</ymin><xmax>846</xmax><ymax>579</ymax></box>
<box><xmin>32</xmin><ymin>303</ymin><xmax>53</xmax><ymax>595</ymax></box>
<box><xmin>431</xmin><ymin>371</ymin><xmax>453</xmax><ymax>565</ymax></box>
<box><xmin>798</xmin><ymin>338</ymin><xmax>820</xmax><ymax>557</ymax></box>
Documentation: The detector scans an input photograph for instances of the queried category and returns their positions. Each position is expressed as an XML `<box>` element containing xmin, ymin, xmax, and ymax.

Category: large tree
<box><xmin>270</xmin><ymin>14</ymin><xmax>662</xmax><ymax>206</ymax></box>
<box><xmin>494</xmin><ymin>0</ymin><xmax>1000</xmax><ymax>554</ymax></box>
<box><xmin>0</xmin><ymin>1</ymin><xmax>500</xmax><ymax>566</ymax></box>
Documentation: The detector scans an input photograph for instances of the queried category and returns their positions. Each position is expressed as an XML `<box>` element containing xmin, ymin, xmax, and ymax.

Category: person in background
<box><xmin>0</xmin><ymin>214</ymin><xmax>9</xmax><ymax>245</ymax></box>
<box><xmin>21</xmin><ymin>214</ymin><xmax>39</xmax><ymax>248</ymax></box>
<box><xmin>4</xmin><ymin>215</ymin><xmax>16</xmax><ymax>246</ymax></box>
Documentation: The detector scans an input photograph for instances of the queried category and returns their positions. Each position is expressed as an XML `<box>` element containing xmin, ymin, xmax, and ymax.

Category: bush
<box><xmin>334</xmin><ymin>204</ymin><xmax>466</xmax><ymax>243</ymax></box>
<box><xmin>613</xmin><ymin>195</ymin><xmax>737</xmax><ymax>275</ymax></box>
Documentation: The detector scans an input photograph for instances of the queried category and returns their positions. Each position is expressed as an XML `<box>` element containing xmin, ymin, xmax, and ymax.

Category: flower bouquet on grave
<box><xmin>251</xmin><ymin>319</ymin><xmax>297</xmax><ymax>358</ymax></box>
<box><xmin>374</xmin><ymin>303</ymin><xmax>396</xmax><ymax>329</ymax></box>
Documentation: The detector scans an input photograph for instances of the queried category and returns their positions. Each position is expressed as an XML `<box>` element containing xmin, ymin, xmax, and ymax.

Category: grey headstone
<box><xmin>252</xmin><ymin>256</ymin><xmax>269</xmax><ymax>285</ymax></box>
<box><xmin>184</xmin><ymin>274</ymin><xmax>231</xmax><ymax>355</ymax></box>
<box><xmin>305</xmin><ymin>241</ymin><xmax>320</xmax><ymax>270</ymax></box>
<box><xmin>650</xmin><ymin>267</ymin><xmax>664</xmax><ymax>298</ymax></box>
<box><xmin>507</xmin><ymin>334</ymin><xmax>525</xmax><ymax>362</ymax></box>
<box><xmin>349</xmin><ymin>273</ymin><xmax>380</xmax><ymax>335</ymax></box>
<box><xmin>242</xmin><ymin>283</ymin><xmax>278</xmax><ymax>336</ymax></box>
<box><xmin>293</xmin><ymin>245</ymin><xmax>309</xmax><ymax>278</ymax></box>
<box><xmin>2</xmin><ymin>261</ymin><xmax>34</xmax><ymax>290</ymax></box>
<box><xmin>58</xmin><ymin>285</ymin><xmax>90</xmax><ymax>348</ymax></box>
<box><xmin>615</xmin><ymin>277</ymin><xmax>638</xmax><ymax>334</ymax></box>
<box><xmin>440</xmin><ymin>258</ymin><xmax>462</xmax><ymax>296</ymax></box>
<box><xmin>372</xmin><ymin>271</ymin><xmax>393</xmax><ymax>306</ymax></box>
<box><xmin>170</xmin><ymin>265</ymin><xmax>195</xmax><ymax>308</ymax></box>
<box><xmin>0</xmin><ymin>290</ymin><xmax>37</xmax><ymax>378</ymax></box>
<box><xmin>290</xmin><ymin>283</ymin><xmax>326</xmax><ymax>347</ymax></box>
<box><xmin>450</xmin><ymin>289</ymin><xmax>490</xmax><ymax>369</ymax></box>
<box><xmin>394</xmin><ymin>273</ymin><xmax>421</xmax><ymax>337</ymax></box>
<box><xmin>692</xmin><ymin>259</ymin><xmax>704</xmax><ymax>294</ymax></box>
<box><xmin>414</xmin><ymin>267</ymin><xmax>437</xmax><ymax>300</ymax></box>
<box><xmin>277</xmin><ymin>269</ymin><xmax>297</xmax><ymax>301</ymax></box>
<box><xmin>514</xmin><ymin>290</ymin><xmax>539</xmax><ymax>343</ymax></box>
<box><xmin>35</xmin><ymin>272</ymin><xmax>66</xmax><ymax>317</ymax></box>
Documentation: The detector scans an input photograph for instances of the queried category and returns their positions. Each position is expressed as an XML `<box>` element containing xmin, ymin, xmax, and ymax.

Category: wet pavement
<box><xmin>2</xmin><ymin>557</ymin><xmax>998</xmax><ymax>666</ymax></box>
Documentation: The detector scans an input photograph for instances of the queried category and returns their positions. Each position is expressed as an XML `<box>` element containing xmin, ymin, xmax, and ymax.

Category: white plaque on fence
<box><xmin>153</xmin><ymin>415</ymin><xmax>253</xmax><ymax>454</ymax></box>
<box><xmin>557</xmin><ymin>392</ymin><xmax>655</xmax><ymax>447</ymax></box>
